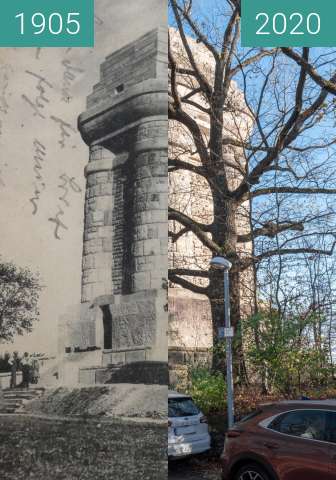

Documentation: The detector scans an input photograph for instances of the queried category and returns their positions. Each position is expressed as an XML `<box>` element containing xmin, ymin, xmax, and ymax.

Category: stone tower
<box><xmin>76</xmin><ymin>28</ymin><xmax>168</xmax><ymax>369</ymax></box>
<box><xmin>168</xmin><ymin>30</ymin><xmax>254</xmax><ymax>365</ymax></box>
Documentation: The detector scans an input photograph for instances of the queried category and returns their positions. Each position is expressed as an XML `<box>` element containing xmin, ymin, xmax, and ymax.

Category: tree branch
<box><xmin>169</xmin><ymin>268</ymin><xmax>210</xmax><ymax>278</ymax></box>
<box><xmin>169</xmin><ymin>227</ymin><xmax>189</xmax><ymax>243</ymax></box>
<box><xmin>169</xmin><ymin>272</ymin><xmax>209</xmax><ymax>295</ymax></box>
<box><xmin>251</xmin><ymin>187</ymin><xmax>336</xmax><ymax>198</ymax></box>
<box><xmin>229</xmin><ymin>49</ymin><xmax>278</xmax><ymax>77</ymax></box>
<box><xmin>170</xmin><ymin>0</ymin><xmax>213</xmax><ymax>99</ymax></box>
<box><xmin>282</xmin><ymin>47</ymin><xmax>336</xmax><ymax>95</ymax></box>
<box><xmin>169</xmin><ymin>207</ymin><xmax>221</xmax><ymax>253</ymax></box>
<box><xmin>255</xmin><ymin>241</ymin><xmax>336</xmax><ymax>262</ymax></box>
<box><xmin>168</xmin><ymin>158</ymin><xmax>207</xmax><ymax>177</ymax></box>
<box><xmin>238</xmin><ymin>221</ymin><xmax>304</xmax><ymax>242</ymax></box>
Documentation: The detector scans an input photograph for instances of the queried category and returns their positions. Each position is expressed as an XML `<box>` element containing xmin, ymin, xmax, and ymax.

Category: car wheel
<box><xmin>234</xmin><ymin>463</ymin><xmax>272</xmax><ymax>480</ymax></box>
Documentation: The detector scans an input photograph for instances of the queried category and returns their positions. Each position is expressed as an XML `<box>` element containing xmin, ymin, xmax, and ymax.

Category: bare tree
<box><xmin>168</xmin><ymin>0</ymin><xmax>336</xmax><ymax>370</ymax></box>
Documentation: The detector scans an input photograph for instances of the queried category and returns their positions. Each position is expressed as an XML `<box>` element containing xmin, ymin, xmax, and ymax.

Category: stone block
<box><xmin>81</xmin><ymin>284</ymin><xmax>93</xmax><ymax>303</ymax></box>
<box><xmin>150</xmin><ymin>193</ymin><xmax>160</xmax><ymax>202</ymax></box>
<box><xmin>151</xmin><ymin>164</ymin><xmax>168</xmax><ymax>177</ymax></box>
<box><xmin>144</xmin><ymin>239</ymin><xmax>161</xmax><ymax>256</ymax></box>
<box><xmin>150</xmin><ymin>272</ymin><xmax>166</xmax><ymax>289</ymax></box>
<box><xmin>103</xmin><ymin>238</ymin><xmax>113</xmax><ymax>252</ymax></box>
<box><xmin>86</xmin><ymin>211</ymin><xmax>104</xmax><ymax>228</ymax></box>
<box><xmin>100</xmin><ymin>183</ymin><xmax>113</xmax><ymax>196</ymax></box>
<box><xmin>98</xmin><ymin>226</ymin><xmax>114</xmax><ymax>238</ymax></box>
<box><xmin>83</xmin><ymin>269</ymin><xmax>100</xmax><ymax>284</ymax></box>
<box><xmin>132</xmin><ymin>271</ymin><xmax>151</xmax><ymax>291</ymax></box>
<box><xmin>79</xmin><ymin>368</ymin><xmax>96</xmax><ymax>385</ymax></box>
<box><xmin>83</xmin><ymin>238</ymin><xmax>103</xmax><ymax>255</ymax></box>
<box><xmin>132</xmin><ymin>240</ymin><xmax>144</xmax><ymax>257</ymax></box>
<box><xmin>98</xmin><ymin>268</ymin><xmax>112</xmax><ymax>284</ymax></box>
<box><xmin>147</xmin><ymin>225</ymin><xmax>158</xmax><ymax>239</ymax></box>
<box><xmin>111</xmin><ymin>351</ymin><xmax>126</xmax><ymax>365</ymax></box>
<box><xmin>102</xmin><ymin>352</ymin><xmax>112</xmax><ymax>367</ymax></box>
<box><xmin>84</xmin><ymin>230</ymin><xmax>99</xmax><ymax>242</ymax></box>
<box><xmin>104</xmin><ymin>210</ymin><xmax>113</xmax><ymax>226</ymax></box>
<box><xmin>95</xmin><ymin>196</ymin><xmax>113</xmax><ymax>210</ymax></box>
<box><xmin>135</xmin><ymin>211</ymin><xmax>152</xmax><ymax>224</ymax></box>
<box><xmin>92</xmin><ymin>211</ymin><xmax>105</xmax><ymax>223</ymax></box>
<box><xmin>135</xmin><ymin>256</ymin><xmax>154</xmax><ymax>272</ymax></box>
<box><xmin>82</xmin><ymin>254</ymin><xmax>95</xmax><ymax>269</ymax></box>
<box><xmin>91</xmin><ymin>185</ymin><xmax>102</xmax><ymax>197</ymax></box>
<box><xmin>125</xmin><ymin>349</ymin><xmax>146</xmax><ymax>364</ymax></box>
<box><xmin>160</xmin><ymin>239</ymin><xmax>168</xmax><ymax>254</ymax></box>
<box><xmin>158</xmin><ymin>223</ymin><xmax>167</xmax><ymax>239</ymax></box>
<box><xmin>151</xmin><ymin>210</ymin><xmax>167</xmax><ymax>222</ymax></box>
<box><xmin>135</xmin><ymin>225</ymin><xmax>147</xmax><ymax>241</ymax></box>
<box><xmin>91</xmin><ymin>282</ymin><xmax>108</xmax><ymax>299</ymax></box>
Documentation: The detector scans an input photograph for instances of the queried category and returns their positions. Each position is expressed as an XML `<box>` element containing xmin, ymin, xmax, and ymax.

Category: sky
<box><xmin>0</xmin><ymin>0</ymin><xmax>166</xmax><ymax>355</ymax></box>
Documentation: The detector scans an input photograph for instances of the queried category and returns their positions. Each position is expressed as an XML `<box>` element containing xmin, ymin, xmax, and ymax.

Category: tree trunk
<box><xmin>209</xmin><ymin>191</ymin><xmax>247</xmax><ymax>378</ymax></box>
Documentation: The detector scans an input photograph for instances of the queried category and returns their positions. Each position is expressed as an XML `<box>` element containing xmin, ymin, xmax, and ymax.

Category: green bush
<box><xmin>242</xmin><ymin>312</ymin><xmax>334</xmax><ymax>396</ymax></box>
<box><xmin>187</xmin><ymin>367</ymin><xmax>227</xmax><ymax>415</ymax></box>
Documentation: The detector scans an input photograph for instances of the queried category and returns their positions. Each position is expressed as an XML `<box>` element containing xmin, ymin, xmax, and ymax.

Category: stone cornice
<box><xmin>78</xmin><ymin>79</ymin><xmax>167</xmax><ymax>148</ymax></box>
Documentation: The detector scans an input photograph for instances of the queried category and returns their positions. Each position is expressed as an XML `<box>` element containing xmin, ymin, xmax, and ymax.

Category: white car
<box><xmin>168</xmin><ymin>390</ymin><xmax>211</xmax><ymax>459</ymax></box>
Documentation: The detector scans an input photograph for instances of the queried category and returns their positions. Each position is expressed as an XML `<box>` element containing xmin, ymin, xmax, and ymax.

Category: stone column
<box><xmin>131</xmin><ymin>117</ymin><xmax>168</xmax><ymax>294</ymax></box>
<box><xmin>81</xmin><ymin>145</ymin><xmax>115</xmax><ymax>304</ymax></box>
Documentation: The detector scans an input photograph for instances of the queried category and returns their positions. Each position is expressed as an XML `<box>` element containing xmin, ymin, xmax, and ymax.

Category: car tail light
<box><xmin>200</xmin><ymin>416</ymin><xmax>208</xmax><ymax>424</ymax></box>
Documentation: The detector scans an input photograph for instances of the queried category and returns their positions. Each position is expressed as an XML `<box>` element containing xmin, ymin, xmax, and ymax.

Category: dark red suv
<box><xmin>221</xmin><ymin>400</ymin><xmax>336</xmax><ymax>480</ymax></box>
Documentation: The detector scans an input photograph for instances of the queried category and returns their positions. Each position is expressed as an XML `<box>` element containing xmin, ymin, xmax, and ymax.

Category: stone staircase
<box><xmin>0</xmin><ymin>387</ymin><xmax>45</xmax><ymax>414</ymax></box>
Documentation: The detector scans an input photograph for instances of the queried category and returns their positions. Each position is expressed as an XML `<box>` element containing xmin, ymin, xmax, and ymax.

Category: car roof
<box><xmin>261</xmin><ymin>399</ymin><xmax>336</xmax><ymax>409</ymax></box>
<box><xmin>168</xmin><ymin>390</ymin><xmax>191</xmax><ymax>399</ymax></box>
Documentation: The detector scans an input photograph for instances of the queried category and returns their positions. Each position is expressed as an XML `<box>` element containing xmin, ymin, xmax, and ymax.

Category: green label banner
<box><xmin>0</xmin><ymin>0</ymin><xmax>94</xmax><ymax>47</ymax></box>
<box><xmin>241</xmin><ymin>0</ymin><xmax>334</xmax><ymax>47</ymax></box>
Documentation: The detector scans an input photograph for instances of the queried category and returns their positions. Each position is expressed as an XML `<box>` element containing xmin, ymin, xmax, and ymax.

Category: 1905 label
<box><xmin>0</xmin><ymin>0</ymin><xmax>94</xmax><ymax>47</ymax></box>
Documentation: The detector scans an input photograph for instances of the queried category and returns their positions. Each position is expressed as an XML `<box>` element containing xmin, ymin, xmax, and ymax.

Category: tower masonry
<box><xmin>71</xmin><ymin>27</ymin><xmax>168</xmax><ymax>371</ymax></box>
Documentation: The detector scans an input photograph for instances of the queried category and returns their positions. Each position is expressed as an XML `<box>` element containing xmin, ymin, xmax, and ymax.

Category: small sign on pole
<box><xmin>218</xmin><ymin>327</ymin><xmax>234</xmax><ymax>339</ymax></box>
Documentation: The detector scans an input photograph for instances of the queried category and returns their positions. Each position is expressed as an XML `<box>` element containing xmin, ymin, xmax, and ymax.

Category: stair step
<box><xmin>0</xmin><ymin>386</ymin><xmax>44</xmax><ymax>414</ymax></box>
<box><xmin>2</xmin><ymin>398</ymin><xmax>24</xmax><ymax>404</ymax></box>
<box><xmin>0</xmin><ymin>407</ymin><xmax>17</xmax><ymax>413</ymax></box>
<box><xmin>4</xmin><ymin>388</ymin><xmax>44</xmax><ymax>393</ymax></box>
<box><xmin>4</xmin><ymin>394</ymin><xmax>37</xmax><ymax>400</ymax></box>
<box><xmin>2</xmin><ymin>402</ymin><xmax>22</xmax><ymax>408</ymax></box>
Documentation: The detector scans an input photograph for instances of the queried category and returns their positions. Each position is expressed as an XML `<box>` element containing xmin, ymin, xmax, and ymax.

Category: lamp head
<box><xmin>210</xmin><ymin>256</ymin><xmax>232</xmax><ymax>271</ymax></box>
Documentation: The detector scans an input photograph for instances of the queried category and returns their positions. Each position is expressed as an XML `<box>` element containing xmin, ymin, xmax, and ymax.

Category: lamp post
<box><xmin>209</xmin><ymin>256</ymin><xmax>234</xmax><ymax>429</ymax></box>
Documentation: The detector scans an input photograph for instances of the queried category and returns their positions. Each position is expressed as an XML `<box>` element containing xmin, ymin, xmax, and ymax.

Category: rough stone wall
<box><xmin>87</xmin><ymin>29</ymin><xmax>167</xmax><ymax>109</ymax></box>
<box><xmin>63</xmin><ymin>28</ymin><xmax>169</xmax><ymax>367</ymax></box>
<box><xmin>131</xmin><ymin>121</ymin><xmax>168</xmax><ymax>294</ymax></box>
<box><xmin>168</xmin><ymin>30</ymin><xmax>255</xmax><ymax>359</ymax></box>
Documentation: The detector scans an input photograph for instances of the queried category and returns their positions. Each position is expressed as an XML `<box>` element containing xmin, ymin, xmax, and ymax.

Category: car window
<box><xmin>269</xmin><ymin>410</ymin><xmax>328</xmax><ymax>442</ymax></box>
<box><xmin>327</xmin><ymin>412</ymin><xmax>336</xmax><ymax>443</ymax></box>
<box><xmin>168</xmin><ymin>397</ymin><xmax>200</xmax><ymax>417</ymax></box>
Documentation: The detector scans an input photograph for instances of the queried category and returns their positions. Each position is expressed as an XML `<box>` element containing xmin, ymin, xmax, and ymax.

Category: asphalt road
<box><xmin>169</xmin><ymin>458</ymin><xmax>221</xmax><ymax>480</ymax></box>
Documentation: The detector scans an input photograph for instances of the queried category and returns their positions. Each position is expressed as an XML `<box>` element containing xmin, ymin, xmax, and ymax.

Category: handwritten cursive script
<box><xmin>61</xmin><ymin>59</ymin><xmax>84</xmax><ymax>103</ymax></box>
<box><xmin>29</xmin><ymin>139</ymin><xmax>47</xmax><ymax>215</ymax></box>
<box><xmin>49</xmin><ymin>173</ymin><xmax>82</xmax><ymax>240</ymax></box>
<box><xmin>22</xmin><ymin>70</ymin><xmax>53</xmax><ymax>119</ymax></box>
<box><xmin>50</xmin><ymin>115</ymin><xmax>76</xmax><ymax>148</ymax></box>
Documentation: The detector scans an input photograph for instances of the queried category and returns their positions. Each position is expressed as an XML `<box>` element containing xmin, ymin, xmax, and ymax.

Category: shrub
<box><xmin>187</xmin><ymin>367</ymin><xmax>227</xmax><ymax>415</ymax></box>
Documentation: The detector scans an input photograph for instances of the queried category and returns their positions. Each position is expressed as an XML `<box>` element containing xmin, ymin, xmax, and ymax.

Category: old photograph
<box><xmin>0</xmin><ymin>1</ymin><xmax>168</xmax><ymax>479</ymax></box>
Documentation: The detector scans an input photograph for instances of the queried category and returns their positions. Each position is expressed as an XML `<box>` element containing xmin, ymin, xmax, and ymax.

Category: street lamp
<box><xmin>209</xmin><ymin>256</ymin><xmax>234</xmax><ymax>429</ymax></box>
